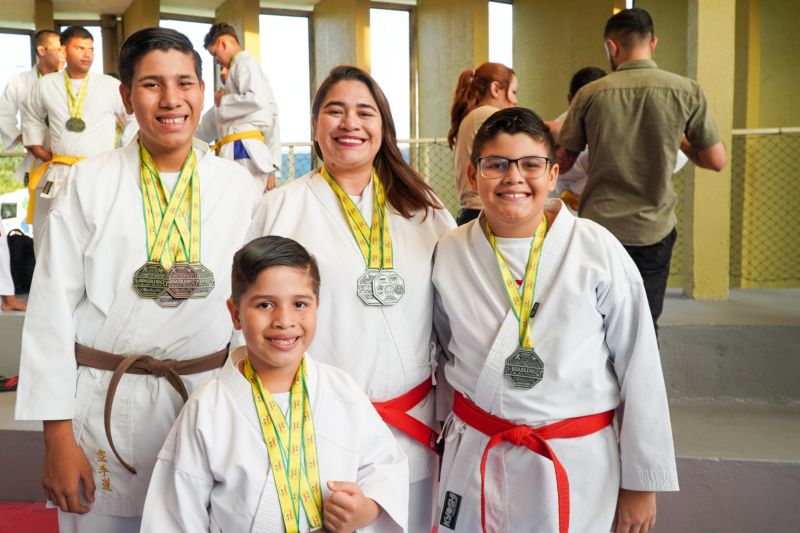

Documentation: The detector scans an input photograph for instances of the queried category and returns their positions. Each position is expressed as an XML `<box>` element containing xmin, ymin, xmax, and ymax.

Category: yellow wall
<box><xmin>122</xmin><ymin>0</ymin><xmax>160</xmax><ymax>41</ymax></box>
<box><xmin>313</xmin><ymin>0</ymin><xmax>370</xmax><ymax>90</ymax></box>
<box><xmin>513</xmin><ymin>0</ymin><xmax>620</xmax><ymax>120</ymax></box>
<box><xmin>416</xmin><ymin>0</ymin><xmax>488</xmax><ymax>138</ymax></box>
<box><xmin>215</xmin><ymin>0</ymin><xmax>261</xmax><ymax>62</ymax></box>
<box><xmin>34</xmin><ymin>0</ymin><xmax>54</xmax><ymax>31</ymax></box>
<box><xmin>756</xmin><ymin>0</ymin><xmax>800</xmax><ymax>126</ymax></box>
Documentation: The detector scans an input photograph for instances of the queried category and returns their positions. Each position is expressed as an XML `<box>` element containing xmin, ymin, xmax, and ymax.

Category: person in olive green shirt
<box><xmin>557</xmin><ymin>7</ymin><xmax>727</xmax><ymax>333</ymax></box>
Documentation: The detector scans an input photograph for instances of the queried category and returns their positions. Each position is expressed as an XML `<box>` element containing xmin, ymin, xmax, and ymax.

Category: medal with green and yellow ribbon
<box><xmin>486</xmin><ymin>215</ymin><xmax>548</xmax><ymax>389</ymax></box>
<box><xmin>320</xmin><ymin>166</ymin><xmax>405</xmax><ymax>306</ymax></box>
<box><xmin>132</xmin><ymin>139</ymin><xmax>214</xmax><ymax>307</ymax></box>
<box><xmin>64</xmin><ymin>74</ymin><xmax>89</xmax><ymax>132</ymax></box>
<box><xmin>244</xmin><ymin>355</ymin><xmax>323</xmax><ymax>533</ymax></box>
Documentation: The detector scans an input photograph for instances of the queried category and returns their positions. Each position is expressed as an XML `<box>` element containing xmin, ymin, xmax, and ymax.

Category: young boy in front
<box><xmin>15</xmin><ymin>28</ymin><xmax>257</xmax><ymax>532</ymax></box>
<box><xmin>141</xmin><ymin>235</ymin><xmax>409</xmax><ymax>532</ymax></box>
<box><xmin>432</xmin><ymin>108</ymin><xmax>678</xmax><ymax>533</ymax></box>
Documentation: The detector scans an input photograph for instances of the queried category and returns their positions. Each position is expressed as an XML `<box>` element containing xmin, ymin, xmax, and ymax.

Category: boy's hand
<box><xmin>613</xmin><ymin>489</ymin><xmax>656</xmax><ymax>533</ymax></box>
<box><xmin>42</xmin><ymin>420</ymin><xmax>95</xmax><ymax>514</ymax></box>
<box><xmin>323</xmin><ymin>481</ymin><xmax>381</xmax><ymax>533</ymax></box>
<box><xmin>214</xmin><ymin>89</ymin><xmax>225</xmax><ymax>107</ymax></box>
<box><xmin>265</xmin><ymin>174</ymin><xmax>277</xmax><ymax>192</ymax></box>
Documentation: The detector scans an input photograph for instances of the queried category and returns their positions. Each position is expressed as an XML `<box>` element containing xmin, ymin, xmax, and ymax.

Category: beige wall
<box><xmin>215</xmin><ymin>0</ymin><xmax>261</xmax><ymax>62</ymax></box>
<box><xmin>122</xmin><ymin>0</ymin><xmax>160</xmax><ymax>41</ymax></box>
<box><xmin>513</xmin><ymin>0</ymin><xmax>621</xmax><ymax>120</ymax></box>
<box><xmin>756</xmin><ymin>0</ymin><xmax>800</xmax><ymax>126</ymax></box>
<box><xmin>313</xmin><ymin>0</ymin><xmax>370</xmax><ymax>90</ymax></box>
<box><xmin>637</xmin><ymin>0</ymin><xmax>689</xmax><ymax>76</ymax></box>
<box><xmin>34</xmin><ymin>0</ymin><xmax>54</xmax><ymax>31</ymax></box>
<box><xmin>416</xmin><ymin>0</ymin><xmax>488</xmax><ymax>138</ymax></box>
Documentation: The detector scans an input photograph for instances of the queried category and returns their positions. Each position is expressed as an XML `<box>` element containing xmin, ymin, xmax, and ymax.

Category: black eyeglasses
<box><xmin>476</xmin><ymin>156</ymin><xmax>552</xmax><ymax>180</ymax></box>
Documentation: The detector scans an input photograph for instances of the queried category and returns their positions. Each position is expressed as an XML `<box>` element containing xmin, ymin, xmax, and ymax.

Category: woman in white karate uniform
<box><xmin>249</xmin><ymin>65</ymin><xmax>455</xmax><ymax>531</ymax></box>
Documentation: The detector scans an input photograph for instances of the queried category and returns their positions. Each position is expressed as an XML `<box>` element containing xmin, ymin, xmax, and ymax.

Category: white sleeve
<box><xmin>597</xmin><ymin>237</ymin><xmax>679</xmax><ymax>492</ymax></box>
<box><xmin>217</xmin><ymin>60</ymin><xmax>275</xmax><ymax>130</ymax></box>
<box><xmin>14</xmin><ymin>166</ymin><xmax>88</xmax><ymax>420</ymax></box>
<box><xmin>21</xmin><ymin>77</ymin><xmax>48</xmax><ymax>147</ymax></box>
<box><xmin>432</xmin><ymin>265</ymin><xmax>456</xmax><ymax>423</ymax></box>
<box><xmin>0</xmin><ymin>75</ymin><xmax>22</xmax><ymax>148</ymax></box>
<box><xmin>356</xmin><ymin>396</ymin><xmax>409</xmax><ymax>532</ymax></box>
<box><xmin>195</xmin><ymin>108</ymin><xmax>218</xmax><ymax>143</ymax></box>
<box><xmin>141</xmin><ymin>401</ymin><xmax>214</xmax><ymax>532</ymax></box>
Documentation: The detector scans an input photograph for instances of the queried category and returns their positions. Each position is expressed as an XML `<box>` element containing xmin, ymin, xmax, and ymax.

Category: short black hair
<box><xmin>203</xmin><ymin>23</ymin><xmax>239</xmax><ymax>49</ymax></box>
<box><xmin>33</xmin><ymin>29</ymin><xmax>59</xmax><ymax>49</ymax></box>
<box><xmin>471</xmin><ymin>107</ymin><xmax>557</xmax><ymax>163</ymax></box>
<box><xmin>231</xmin><ymin>236</ymin><xmax>321</xmax><ymax>304</ymax></box>
<box><xmin>60</xmin><ymin>25</ymin><xmax>93</xmax><ymax>46</ymax></box>
<box><xmin>604</xmin><ymin>8</ymin><xmax>655</xmax><ymax>48</ymax></box>
<box><xmin>119</xmin><ymin>27</ymin><xmax>202</xmax><ymax>90</ymax></box>
<box><xmin>568</xmin><ymin>67</ymin><xmax>606</xmax><ymax>98</ymax></box>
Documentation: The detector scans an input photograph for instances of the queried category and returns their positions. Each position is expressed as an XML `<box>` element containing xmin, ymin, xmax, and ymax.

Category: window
<box><xmin>489</xmin><ymin>1</ymin><xmax>513</xmax><ymax>68</ymax></box>
<box><xmin>159</xmin><ymin>18</ymin><xmax>215</xmax><ymax>113</ymax></box>
<box><xmin>370</xmin><ymin>8</ymin><xmax>411</xmax><ymax>140</ymax></box>
<box><xmin>259</xmin><ymin>13</ymin><xmax>312</xmax><ymax>144</ymax></box>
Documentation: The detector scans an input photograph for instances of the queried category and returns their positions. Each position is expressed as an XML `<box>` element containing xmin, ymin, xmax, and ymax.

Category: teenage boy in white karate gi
<box><xmin>433</xmin><ymin>108</ymin><xmax>678</xmax><ymax>533</ymax></box>
<box><xmin>15</xmin><ymin>27</ymin><xmax>258</xmax><ymax>533</ymax></box>
<box><xmin>204</xmin><ymin>23</ymin><xmax>281</xmax><ymax>192</ymax></box>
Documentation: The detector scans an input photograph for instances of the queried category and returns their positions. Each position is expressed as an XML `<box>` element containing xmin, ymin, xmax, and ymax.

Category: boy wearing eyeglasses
<box><xmin>432</xmin><ymin>107</ymin><xmax>677</xmax><ymax>533</ymax></box>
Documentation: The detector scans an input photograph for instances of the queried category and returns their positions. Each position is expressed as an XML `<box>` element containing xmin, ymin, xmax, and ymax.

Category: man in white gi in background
<box><xmin>433</xmin><ymin>108</ymin><xmax>677</xmax><ymax>533</ymax></box>
<box><xmin>15</xmin><ymin>27</ymin><xmax>258</xmax><ymax>532</ymax></box>
<box><xmin>0</xmin><ymin>29</ymin><xmax>63</xmax><ymax>310</ymax></box>
<box><xmin>203</xmin><ymin>22</ymin><xmax>281</xmax><ymax>192</ymax></box>
<box><xmin>21</xmin><ymin>25</ymin><xmax>136</xmax><ymax>254</ymax></box>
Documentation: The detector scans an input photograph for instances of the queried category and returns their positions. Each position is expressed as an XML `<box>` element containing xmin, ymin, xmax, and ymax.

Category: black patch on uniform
<box><xmin>439</xmin><ymin>490</ymin><xmax>462</xmax><ymax>529</ymax></box>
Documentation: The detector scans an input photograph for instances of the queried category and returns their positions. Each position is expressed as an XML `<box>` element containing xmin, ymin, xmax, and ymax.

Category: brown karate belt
<box><xmin>75</xmin><ymin>343</ymin><xmax>228</xmax><ymax>474</ymax></box>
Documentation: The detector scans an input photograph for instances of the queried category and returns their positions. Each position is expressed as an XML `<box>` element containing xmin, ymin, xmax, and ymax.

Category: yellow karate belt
<box><xmin>209</xmin><ymin>130</ymin><xmax>265</xmax><ymax>154</ymax></box>
<box><xmin>26</xmin><ymin>155</ymin><xmax>84</xmax><ymax>224</ymax></box>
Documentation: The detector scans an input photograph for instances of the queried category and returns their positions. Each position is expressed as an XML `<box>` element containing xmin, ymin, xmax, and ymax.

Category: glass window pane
<box><xmin>370</xmin><ymin>9</ymin><xmax>411</xmax><ymax>140</ymax></box>
<box><xmin>159</xmin><ymin>19</ymin><xmax>215</xmax><ymax>114</ymax></box>
<box><xmin>489</xmin><ymin>1</ymin><xmax>513</xmax><ymax>68</ymax></box>
<box><xmin>259</xmin><ymin>14</ymin><xmax>311</xmax><ymax>143</ymax></box>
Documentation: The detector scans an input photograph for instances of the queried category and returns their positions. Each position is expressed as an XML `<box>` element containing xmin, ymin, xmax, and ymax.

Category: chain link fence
<box><xmin>729</xmin><ymin>128</ymin><xmax>800</xmax><ymax>287</ymax></box>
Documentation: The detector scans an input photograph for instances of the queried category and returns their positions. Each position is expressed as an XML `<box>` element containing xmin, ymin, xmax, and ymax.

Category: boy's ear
<box><xmin>467</xmin><ymin>162</ymin><xmax>479</xmax><ymax>193</ymax></box>
<box><xmin>119</xmin><ymin>83</ymin><xmax>134</xmax><ymax>115</ymax></box>
<box><xmin>547</xmin><ymin>162</ymin><xmax>560</xmax><ymax>192</ymax></box>
<box><xmin>226</xmin><ymin>298</ymin><xmax>242</xmax><ymax>330</ymax></box>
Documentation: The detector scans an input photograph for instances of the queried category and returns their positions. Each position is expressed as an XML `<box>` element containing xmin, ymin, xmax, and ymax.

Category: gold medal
<box><xmin>132</xmin><ymin>262</ymin><xmax>169</xmax><ymax>299</ymax></box>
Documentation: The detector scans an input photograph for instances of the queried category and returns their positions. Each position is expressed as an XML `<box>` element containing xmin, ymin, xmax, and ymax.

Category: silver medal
<box><xmin>372</xmin><ymin>269</ymin><xmax>405</xmax><ymax>306</ymax></box>
<box><xmin>504</xmin><ymin>347</ymin><xmax>544</xmax><ymax>389</ymax></box>
<box><xmin>155</xmin><ymin>291</ymin><xmax>184</xmax><ymax>308</ymax></box>
<box><xmin>356</xmin><ymin>269</ymin><xmax>382</xmax><ymax>306</ymax></box>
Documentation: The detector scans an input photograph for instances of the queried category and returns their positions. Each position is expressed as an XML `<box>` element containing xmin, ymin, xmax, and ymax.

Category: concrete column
<box><xmin>637</xmin><ymin>0</ymin><xmax>689</xmax><ymax>77</ymax></box>
<box><xmin>312</xmin><ymin>0</ymin><xmax>370</xmax><ymax>91</ymax></box>
<box><xmin>101</xmin><ymin>14</ymin><xmax>119</xmax><ymax>76</ymax></box>
<box><xmin>683</xmin><ymin>0</ymin><xmax>736</xmax><ymax>298</ymax></box>
<box><xmin>416</xmin><ymin>0</ymin><xmax>488</xmax><ymax>138</ymax></box>
<box><xmin>215</xmin><ymin>0</ymin><xmax>261</xmax><ymax>62</ymax></box>
<box><xmin>122</xmin><ymin>0</ymin><xmax>160</xmax><ymax>41</ymax></box>
<box><xmin>513</xmin><ymin>0</ymin><xmax>622</xmax><ymax>119</ymax></box>
<box><xmin>34</xmin><ymin>0</ymin><xmax>55</xmax><ymax>31</ymax></box>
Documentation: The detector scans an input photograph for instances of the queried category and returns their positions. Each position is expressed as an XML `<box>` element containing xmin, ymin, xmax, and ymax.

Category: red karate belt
<box><xmin>372</xmin><ymin>377</ymin><xmax>441</xmax><ymax>456</ymax></box>
<box><xmin>453</xmin><ymin>393</ymin><xmax>614</xmax><ymax>533</ymax></box>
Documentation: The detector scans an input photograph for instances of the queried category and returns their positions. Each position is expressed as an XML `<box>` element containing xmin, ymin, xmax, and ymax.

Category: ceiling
<box><xmin>0</xmin><ymin>1</ymin><xmax>335</xmax><ymax>28</ymax></box>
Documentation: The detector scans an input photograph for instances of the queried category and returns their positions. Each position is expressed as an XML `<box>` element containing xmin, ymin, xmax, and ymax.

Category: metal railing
<box><xmin>3</xmin><ymin>129</ymin><xmax>799</xmax><ymax>288</ymax></box>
